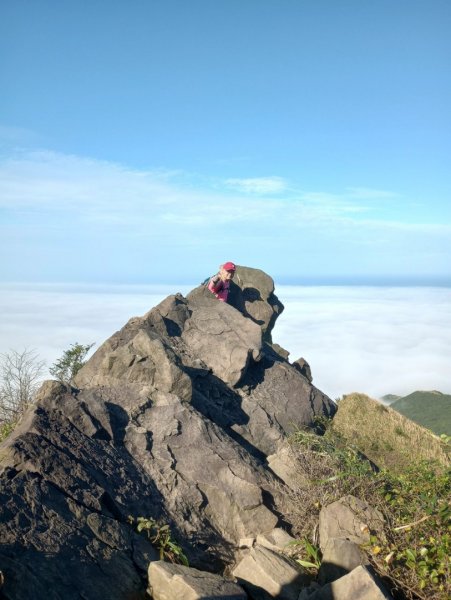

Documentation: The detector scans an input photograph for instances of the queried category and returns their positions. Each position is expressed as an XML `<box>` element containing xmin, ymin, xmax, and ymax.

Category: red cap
<box><xmin>223</xmin><ymin>261</ymin><xmax>236</xmax><ymax>272</ymax></box>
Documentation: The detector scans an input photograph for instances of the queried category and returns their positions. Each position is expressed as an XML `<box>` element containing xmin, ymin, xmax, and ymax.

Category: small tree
<box><xmin>49</xmin><ymin>342</ymin><xmax>94</xmax><ymax>384</ymax></box>
<box><xmin>0</xmin><ymin>348</ymin><xmax>46</xmax><ymax>423</ymax></box>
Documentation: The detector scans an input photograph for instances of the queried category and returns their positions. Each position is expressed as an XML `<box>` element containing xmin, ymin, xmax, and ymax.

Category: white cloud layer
<box><xmin>1</xmin><ymin>284</ymin><xmax>450</xmax><ymax>402</ymax></box>
<box><xmin>275</xmin><ymin>285</ymin><xmax>451</xmax><ymax>399</ymax></box>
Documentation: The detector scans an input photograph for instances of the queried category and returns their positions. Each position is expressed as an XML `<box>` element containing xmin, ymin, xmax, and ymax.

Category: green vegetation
<box><xmin>289</xmin><ymin>538</ymin><xmax>322</xmax><ymax>571</ymax></box>
<box><xmin>49</xmin><ymin>342</ymin><xmax>94</xmax><ymax>384</ymax></box>
<box><xmin>1</xmin><ymin>343</ymin><xmax>94</xmax><ymax>444</ymax></box>
<box><xmin>285</xmin><ymin>402</ymin><xmax>450</xmax><ymax>600</ymax></box>
<box><xmin>373</xmin><ymin>462</ymin><xmax>450</xmax><ymax>597</ymax></box>
<box><xmin>128</xmin><ymin>516</ymin><xmax>189</xmax><ymax>566</ymax></box>
<box><xmin>390</xmin><ymin>391</ymin><xmax>451</xmax><ymax>437</ymax></box>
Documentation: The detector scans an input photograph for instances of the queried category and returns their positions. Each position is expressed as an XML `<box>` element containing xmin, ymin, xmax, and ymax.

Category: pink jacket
<box><xmin>207</xmin><ymin>276</ymin><xmax>230</xmax><ymax>302</ymax></box>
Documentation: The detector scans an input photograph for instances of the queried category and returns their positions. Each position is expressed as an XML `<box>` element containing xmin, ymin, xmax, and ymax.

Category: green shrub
<box><xmin>128</xmin><ymin>516</ymin><xmax>188</xmax><ymax>566</ymax></box>
<box><xmin>49</xmin><ymin>342</ymin><xmax>94</xmax><ymax>384</ymax></box>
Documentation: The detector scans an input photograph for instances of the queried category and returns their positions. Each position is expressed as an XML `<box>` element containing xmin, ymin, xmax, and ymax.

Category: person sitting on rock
<box><xmin>207</xmin><ymin>262</ymin><xmax>236</xmax><ymax>302</ymax></box>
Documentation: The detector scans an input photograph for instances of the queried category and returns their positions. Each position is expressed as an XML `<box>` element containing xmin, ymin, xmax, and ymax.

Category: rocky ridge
<box><xmin>0</xmin><ymin>267</ymin><xmax>391</xmax><ymax>600</ymax></box>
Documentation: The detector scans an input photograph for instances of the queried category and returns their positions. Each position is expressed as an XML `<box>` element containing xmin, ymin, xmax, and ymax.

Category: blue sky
<box><xmin>1</xmin><ymin>0</ymin><xmax>450</xmax><ymax>284</ymax></box>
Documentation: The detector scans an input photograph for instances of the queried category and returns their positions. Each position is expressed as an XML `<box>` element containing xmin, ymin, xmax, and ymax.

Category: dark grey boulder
<box><xmin>181</xmin><ymin>289</ymin><xmax>263</xmax><ymax>386</ymax></box>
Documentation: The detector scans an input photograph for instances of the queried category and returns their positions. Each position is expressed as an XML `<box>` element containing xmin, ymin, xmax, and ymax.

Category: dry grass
<box><xmin>280</xmin><ymin>432</ymin><xmax>380</xmax><ymax>544</ymax></box>
<box><xmin>330</xmin><ymin>393</ymin><xmax>450</xmax><ymax>473</ymax></box>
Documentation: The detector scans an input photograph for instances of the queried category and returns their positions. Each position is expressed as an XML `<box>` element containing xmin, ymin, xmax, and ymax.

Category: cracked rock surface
<box><xmin>0</xmin><ymin>266</ymin><xmax>336</xmax><ymax>599</ymax></box>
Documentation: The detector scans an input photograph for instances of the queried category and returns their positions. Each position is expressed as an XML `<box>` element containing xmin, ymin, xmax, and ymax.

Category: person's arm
<box><xmin>207</xmin><ymin>274</ymin><xmax>222</xmax><ymax>295</ymax></box>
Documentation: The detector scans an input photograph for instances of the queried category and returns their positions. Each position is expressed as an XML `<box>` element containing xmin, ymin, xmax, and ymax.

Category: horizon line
<box><xmin>1</xmin><ymin>275</ymin><xmax>450</xmax><ymax>289</ymax></box>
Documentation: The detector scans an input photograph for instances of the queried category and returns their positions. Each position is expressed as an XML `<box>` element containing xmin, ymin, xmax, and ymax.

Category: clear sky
<box><xmin>1</xmin><ymin>0</ymin><xmax>450</xmax><ymax>284</ymax></box>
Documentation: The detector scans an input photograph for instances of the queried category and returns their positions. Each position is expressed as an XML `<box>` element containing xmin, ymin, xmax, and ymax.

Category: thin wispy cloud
<box><xmin>346</xmin><ymin>187</ymin><xmax>400</xmax><ymax>200</ymax></box>
<box><xmin>0</xmin><ymin>150</ymin><xmax>431</xmax><ymax>230</ymax></box>
<box><xmin>0</xmin><ymin>150</ymin><xmax>176</xmax><ymax>212</ymax></box>
<box><xmin>299</xmin><ymin>188</ymin><xmax>400</xmax><ymax>215</ymax></box>
<box><xmin>224</xmin><ymin>176</ymin><xmax>288</xmax><ymax>195</ymax></box>
<box><xmin>1</xmin><ymin>149</ymin><xmax>449</xmax><ymax>283</ymax></box>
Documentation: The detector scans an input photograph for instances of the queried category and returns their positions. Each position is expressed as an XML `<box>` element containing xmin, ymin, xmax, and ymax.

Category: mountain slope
<box><xmin>331</xmin><ymin>393</ymin><xmax>450</xmax><ymax>473</ymax></box>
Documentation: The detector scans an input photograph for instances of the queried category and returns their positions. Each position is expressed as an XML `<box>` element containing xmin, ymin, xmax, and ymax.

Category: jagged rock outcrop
<box><xmin>188</xmin><ymin>265</ymin><xmax>284</xmax><ymax>343</ymax></box>
<box><xmin>292</xmin><ymin>357</ymin><xmax>313</xmax><ymax>383</ymax></box>
<box><xmin>0</xmin><ymin>266</ymin><xmax>336</xmax><ymax>600</ymax></box>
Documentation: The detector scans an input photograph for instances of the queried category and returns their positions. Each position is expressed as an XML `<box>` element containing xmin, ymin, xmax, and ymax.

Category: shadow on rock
<box><xmin>188</xmin><ymin>367</ymin><xmax>268</xmax><ymax>463</ymax></box>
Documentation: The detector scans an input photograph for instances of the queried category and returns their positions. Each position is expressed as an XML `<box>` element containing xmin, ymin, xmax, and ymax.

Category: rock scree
<box><xmin>0</xmin><ymin>266</ymin><xmax>336</xmax><ymax>600</ymax></box>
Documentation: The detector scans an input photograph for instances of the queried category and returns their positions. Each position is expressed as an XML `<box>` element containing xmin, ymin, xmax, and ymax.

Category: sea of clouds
<box><xmin>1</xmin><ymin>283</ymin><xmax>450</xmax><ymax>401</ymax></box>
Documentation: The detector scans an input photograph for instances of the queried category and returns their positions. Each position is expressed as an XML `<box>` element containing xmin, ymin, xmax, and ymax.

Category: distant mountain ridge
<box><xmin>388</xmin><ymin>390</ymin><xmax>451</xmax><ymax>436</ymax></box>
<box><xmin>380</xmin><ymin>393</ymin><xmax>401</xmax><ymax>404</ymax></box>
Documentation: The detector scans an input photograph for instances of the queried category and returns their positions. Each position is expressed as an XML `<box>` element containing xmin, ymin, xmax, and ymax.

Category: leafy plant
<box><xmin>128</xmin><ymin>516</ymin><xmax>189</xmax><ymax>566</ymax></box>
<box><xmin>49</xmin><ymin>342</ymin><xmax>94</xmax><ymax>384</ymax></box>
<box><xmin>290</xmin><ymin>538</ymin><xmax>322</xmax><ymax>570</ymax></box>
